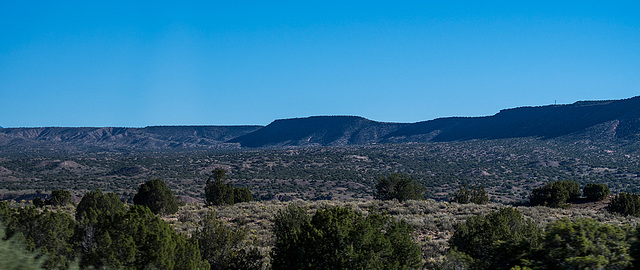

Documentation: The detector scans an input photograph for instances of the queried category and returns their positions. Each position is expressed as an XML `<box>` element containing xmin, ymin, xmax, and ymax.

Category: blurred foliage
<box><xmin>0</xmin><ymin>220</ymin><xmax>47</xmax><ymax>270</ymax></box>
<box><xmin>4</xmin><ymin>207</ymin><xmax>77</xmax><ymax>270</ymax></box>
<box><xmin>543</xmin><ymin>218</ymin><xmax>631</xmax><ymax>270</ymax></box>
<box><xmin>449</xmin><ymin>208</ymin><xmax>542</xmax><ymax>269</ymax></box>
<box><xmin>272</xmin><ymin>205</ymin><xmax>422</xmax><ymax>270</ymax></box>
<box><xmin>607</xmin><ymin>192</ymin><xmax>640</xmax><ymax>217</ymax></box>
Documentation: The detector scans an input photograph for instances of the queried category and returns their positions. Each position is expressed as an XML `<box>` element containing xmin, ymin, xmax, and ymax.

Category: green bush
<box><xmin>133</xmin><ymin>179</ymin><xmax>180</xmax><ymax>215</ymax></box>
<box><xmin>0</xmin><ymin>221</ymin><xmax>47</xmax><ymax>270</ymax></box>
<box><xmin>450</xmin><ymin>185</ymin><xmax>489</xmax><ymax>204</ymax></box>
<box><xmin>78</xmin><ymin>204</ymin><xmax>209</xmax><ymax>269</ymax></box>
<box><xmin>48</xmin><ymin>189</ymin><xmax>72</xmax><ymax>206</ymax></box>
<box><xmin>271</xmin><ymin>205</ymin><xmax>422</xmax><ymax>270</ymax></box>
<box><xmin>543</xmin><ymin>218</ymin><xmax>631</xmax><ymax>269</ymax></box>
<box><xmin>76</xmin><ymin>189</ymin><xmax>126</xmax><ymax>223</ymax></box>
<box><xmin>530</xmin><ymin>180</ymin><xmax>580</xmax><ymax>208</ymax></box>
<box><xmin>375</xmin><ymin>173</ymin><xmax>425</xmax><ymax>202</ymax></box>
<box><xmin>234</xmin><ymin>187</ymin><xmax>254</xmax><ymax>204</ymax></box>
<box><xmin>205</xmin><ymin>169</ymin><xmax>254</xmax><ymax>206</ymax></box>
<box><xmin>32</xmin><ymin>197</ymin><xmax>46</xmax><ymax>208</ymax></box>
<box><xmin>195</xmin><ymin>211</ymin><xmax>262</xmax><ymax>270</ymax></box>
<box><xmin>5</xmin><ymin>207</ymin><xmax>77</xmax><ymax>270</ymax></box>
<box><xmin>607</xmin><ymin>192</ymin><xmax>640</xmax><ymax>217</ymax></box>
<box><xmin>0</xmin><ymin>201</ymin><xmax>11</xmax><ymax>222</ymax></box>
<box><xmin>448</xmin><ymin>207</ymin><xmax>542</xmax><ymax>270</ymax></box>
<box><xmin>583</xmin><ymin>183</ymin><xmax>610</xmax><ymax>201</ymax></box>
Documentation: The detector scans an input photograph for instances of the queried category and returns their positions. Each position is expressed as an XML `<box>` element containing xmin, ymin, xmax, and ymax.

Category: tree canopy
<box><xmin>450</xmin><ymin>184</ymin><xmax>489</xmax><ymax>204</ymax></box>
<box><xmin>205</xmin><ymin>169</ymin><xmax>253</xmax><ymax>206</ymax></box>
<box><xmin>449</xmin><ymin>207</ymin><xmax>542</xmax><ymax>270</ymax></box>
<box><xmin>271</xmin><ymin>205</ymin><xmax>422</xmax><ymax>270</ymax></box>
<box><xmin>530</xmin><ymin>180</ymin><xmax>580</xmax><ymax>208</ymax></box>
<box><xmin>48</xmin><ymin>189</ymin><xmax>72</xmax><ymax>206</ymax></box>
<box><xmin>195</xmin><ymin>211</ymin><xmax>262</xmax><ymax>270</ymax></box>
<box><xmin>607</xmin><ymin>192</ymin><xmax>640</xmax><ymax>217</ymax></box>
<box><xmin>133</xmin><ymin>179</ymin><xmax>180</xmax><ymax>216</ymax></box>
<box><xmin>76</xmin><ymin>189</ymin><xmax>126</xmax><ymax>223</ymax></box>
<box><xmin>543</xmin><ymin>218</ymin><xmax>631</xmax><ymax>269</ymax></box>
<box><xmin>374</xmin><ymin>173</ymin><xmax>425</xmax><ymax>202</ymax></box>
<box><xmin>583</xmin><ymin>183</ymin><xmax>610</xmax><ymax>201</ymax></box>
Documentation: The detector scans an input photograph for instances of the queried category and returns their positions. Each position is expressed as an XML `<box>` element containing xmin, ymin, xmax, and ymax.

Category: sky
<box><xmin>1</xmin><ymin>1</ymin><xmax>639</xmax><ymax>127</ymax></box>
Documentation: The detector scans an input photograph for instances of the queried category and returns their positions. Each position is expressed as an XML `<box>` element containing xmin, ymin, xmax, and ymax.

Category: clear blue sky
<box><xmin>1</xmin><ymin>1</ymin><xmax>639</xmax><ymax>127</ymax></box>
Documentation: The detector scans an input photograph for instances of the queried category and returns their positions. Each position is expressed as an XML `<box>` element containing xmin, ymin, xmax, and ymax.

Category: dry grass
<box><xmin>159</xmin><ymin>198</ymin><xmax>640</xmax><ymax>268</ymax></box>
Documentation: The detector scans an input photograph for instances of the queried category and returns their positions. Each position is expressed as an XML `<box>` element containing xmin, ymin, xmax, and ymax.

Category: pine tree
<box><xmin>374</xmin><ymin>173</ymin><xmax>425</xmax><ymax>202</ymax></box>
<box><xmin>205</xmin><ymin>169</ymin><xmax>235</xmax><ymax>206</ymax></box>
<box><xmin>133</xmin><ymin>179</ymin><xmax>180</xmax><ymax>215</ymax></box>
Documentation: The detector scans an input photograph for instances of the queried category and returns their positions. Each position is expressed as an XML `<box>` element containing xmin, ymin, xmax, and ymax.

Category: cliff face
<box><xmin>382</xmin><ymin>96</ymin><xmax>640</xmax><ymax>143</ymax></box>
<box><xmin>228</xmin><ymin>116</ymin><xmax>408</xmax><ymax>148</ymax></box>
<box><xmin>2</xmin><ymin>96</ymin><xmax>639</xmax><ymax>150</ymax></box>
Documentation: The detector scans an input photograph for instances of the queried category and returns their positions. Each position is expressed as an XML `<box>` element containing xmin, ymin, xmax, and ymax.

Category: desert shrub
<box><xmin>205</xmin><ymin>169</ymin><xmax>234</xmax><ymax>206</ymax></box>
<box><xmin>448</xmin><ymin>207</ymin><xmax>542</xmax><ymax>270</ymax></box>
<box><xmin>48</xmin><ymin>189</ymin><xmax>72</xmax><ymax>206</ymax></box>
<box><xmin>0</xmin><ymin>201</ymin><xmax>10</xmax><ymax>222</ymax></box>
<box><xmin>205</xmin><ymin>169</ymin><xmax>254</xmax><ymax>206</ymax></box>
<box><xmin>375</xmin><ymin>173</ymin><xmax>425</xmax><ymax>202</ymax></box>
<box><xmin>530</xmin><ymin>180</ymin><xmax>580</xmax><ymax>208</ymax></box>
<box><xmin>78</xmin><ymin>204</ymin><xmax>209</xmax><ymax>269</ymax></box>
<box><xmin>583</xmin><ymin>183</ymin><xmax>610</xmax><ymax>201</ymax></box>
<box><xmin>0</xmin><ymin>221</ymin><xmax>47</xmax><ymax>270</ymax></box>
<box><xmin>607</xmin><ymin>192</ymin><xmax>640</xmax><ymax>217</ymax></box>
<box><xmin>542</xmin><ymin>218</ymin><xmax>631</xmax><ymax>270</ymax></box>
<box><xmin>5</xmin><ymin>207</ymin><xmax>77</xmax><ymax>270</ymax></box>
<box><xmin>33</xmin><ymin>197</ymin><xmax>46</xmax><ymax>208</ymax></box>
<box><xmin>76</xmin><ymin>189</ymin><xmax>126</xmax><ymax>223</ymax></box>
<box><xmin>234</xmin><ymin>187</ymin><xmax>254</xmax><ymax>203</ymax></box>
<box><xmin>631</xmin><ymin>225</ymin><xmax>640</xmax><ymax>269</ymax></box>
<box><xmin>450</xmin><ymin>185</ymin><xmax>489</xmax><ymax>204</ymax></box>
<box><xmin>133</xmin><ymin>179</ymin><xmax>180</xmax><ymax>215</ymax></box>
<box><xmin>195</xmin><ymin>211</ymin><xmax>262</xmax><ymax>270</ymax></box>
<box><xmin>271</xmin><ymin>205</ymin><xmax>422</xmax><ymax>270</ymax></box>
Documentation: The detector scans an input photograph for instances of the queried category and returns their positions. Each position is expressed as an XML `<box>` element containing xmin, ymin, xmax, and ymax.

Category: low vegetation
<box><xmin>133</xmin><ymin>179</ymin><xmax>180</xmax><ymax>215</ymax></box>
<box><xmin>529</xmin><ymin>180</ymin><xmax>581</xmax><ymax>208</ymax></box>
<box><xmin>2</xmin><ymin>138</ymin><xmax>640</xmax><ymax>268</ymax></box>
<box><xmin>205</xmin><ymin>169</ymin><xmax>254</xmax><ymax>206</ymax></box>
<box><xmin>584</xmin><ymin>183</ymin><xmax>610</xmax><ymax>201</ymax></box>
<box><xmin>374</xmin><ymin>173</ymin><xmax>425</xmax><ymax>202</ymax></box>
<box><xmin>3</xmin><ymin>138</ymin><xmax>640</xmax><ymax>204</ymax></box>
<box><xmin>3</xmin><ymin>182</ymin><xmax>640</xmax><ymax>269</ymax></box>
<box><xmin>450</xmin><ymin>185</ymin><xmax>489</xmax><ymax>204</ymax></box>
<box><xmin>607</xmin><ymin>192</ymin><xmax>640</xmax><ymax>217</ymax></box>
<box><xmin>272</xmin><ymin>205</ymin><xmax>421</xmax><ymax>270</ymax></box>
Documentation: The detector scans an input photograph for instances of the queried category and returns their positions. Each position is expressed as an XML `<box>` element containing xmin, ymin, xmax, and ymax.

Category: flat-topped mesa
<box><xmin>1</xmin><ymin>96</ymin><xmax>639</xmax><ymax>150</ymax></box>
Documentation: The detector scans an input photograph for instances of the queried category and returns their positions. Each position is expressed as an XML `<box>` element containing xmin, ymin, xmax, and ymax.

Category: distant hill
<box><xmin>228</xmin><ymin>116</ymin><xmax>408</xmax><ymax>147</ymax></box>
<box><xmin>0</xmin><ymin>126</ymin><xmax>262</xmax><ymax>150</ymax></box>
<box><xmin>1</xmin><ymin>96</ymin><xmax>639</xmax><ymax>150</ymax></box>
<box><xmin>382</xmin><ymin>96</ymin><xmax>640</xmax><ymax>143</ymax></box>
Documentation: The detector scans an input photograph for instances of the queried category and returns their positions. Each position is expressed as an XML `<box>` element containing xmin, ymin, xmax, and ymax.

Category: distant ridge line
<box><xmin>1</xmin><ymin>96</ymin><xmax>639</xmax><ymax>149</ymax></box>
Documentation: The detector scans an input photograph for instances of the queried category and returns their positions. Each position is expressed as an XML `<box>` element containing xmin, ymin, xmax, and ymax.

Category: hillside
<box><xmin>384</xmin><ymin>96</ymin><xmax>640</xmax><ymax>143</ymax></box>
<box><xmin>228</xmin><ymin>116</ymin><xmax>408</xmax><ymax>147</ymax></box>
<box><xmin>0</xmin><ymin>125</ymin><xmax>262</xmax><ymax>150</ymax></box>
<box><xmin>1</xmin><ymin>96</ymin><xmax>639</xmax><ymax>150</ymax></box>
